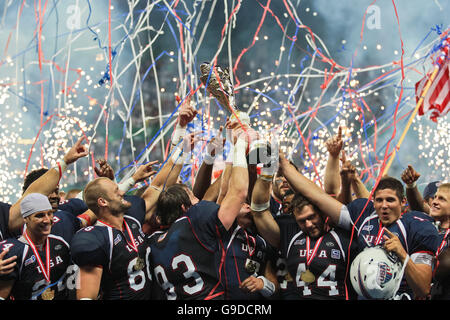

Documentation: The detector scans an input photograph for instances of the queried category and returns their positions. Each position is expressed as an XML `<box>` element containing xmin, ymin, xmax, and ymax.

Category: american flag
<box><xmin>415</xmin><ymin>60</ymin><xmax>449</xmax><ymax>122</ymax></box>
<box><xmin>415</xmin><ymin>35</ymin><xmax>450</xmax><ymax>122</ymax></box>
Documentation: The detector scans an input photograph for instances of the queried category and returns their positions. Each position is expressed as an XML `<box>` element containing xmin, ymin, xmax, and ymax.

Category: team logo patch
<box><xmin>295</xmin><ymin>238</ymin><xmax>306</xmax><ymax>246</ymax></box>
<box><xmin>326</xmin><ymin>242</ymin><xmax>335</xmax><ymax>247</ymax></box>
<box><xmin>54</xmin><ymin>244</ymin><xmax>63</xmax><ymax>251</ymax></box>
<box><xmin>377</xmin><ymin>262</ymin><xmax>393</xmax><ymax>286</ymax></box>
<box><xmin>52</xmin><ymin>216</ymin><xmax>61</xmax><ymax>223</ymax></box>
<box><xmin>362</xmin><ymin>224</ymin><xmax>374</xmax><ymax>232</ymax></box>
<box><xmin>114</xmin><ymin>234</ymin><xmax>122</xmax><ymax>245</ymax></box>
<box><xmin>331</xmin><ymin>249</ymin><xmax>341</xmax><ymax>260</ymax></box>
<box><xmin>24</xmin><ymin>255</ymin><xmax>36</xmax><ymax>267</ymax></box>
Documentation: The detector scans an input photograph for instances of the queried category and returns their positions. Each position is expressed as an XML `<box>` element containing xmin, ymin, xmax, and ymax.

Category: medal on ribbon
<box><xmin>23</xmin><ymin>231</ymin><xmax>53</xmax><ymax>300</ymax></box>
<box><xmin>300</xmin><ymin>236</ymin><xmax>323</xmax><ymax>284</ymax></box>
<box><xmin>41</xmin><ymin>287</ymin><xmax>55</xmax><ymax>300</ymax></box>
<box><xmin>123</xmin><ymin>220</ymin><xmax>144</xmax><ymax>271</ymax></box>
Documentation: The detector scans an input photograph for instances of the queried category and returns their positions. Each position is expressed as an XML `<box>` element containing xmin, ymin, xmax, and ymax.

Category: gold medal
<box><xmin>41</xmin><ymin>287</ymin><xmax>55</xmax><ymax>300</ymax></box>
<box><xmin>300</xmin><ymin>269</ymin><xmax>316</xmax><ymax>284</ymax></box>
<box><xmin>244</xmin><ymin>258</ymin><xmax>259</xmax><ymax>274</ymax></box>
<box><xmin>134</xmin><ymin>257</ymin><xmax>145</xmax><ymax>271</ymax></box>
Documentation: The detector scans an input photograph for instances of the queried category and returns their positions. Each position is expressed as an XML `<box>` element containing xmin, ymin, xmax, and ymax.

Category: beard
<box><xmin>109</xmin><ymin>198</ymin><xmax>132</xmax><ymax>216</ymax></box>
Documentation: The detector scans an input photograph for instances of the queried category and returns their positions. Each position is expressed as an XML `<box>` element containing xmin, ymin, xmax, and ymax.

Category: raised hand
<box><xmin>325</xmin><ymin>126</ymin><xmax>343</xmax><ymax>157</ymax></box>
<box><xmin>177</xmin><ymin>94</ymin><xmax>198</xmax><ymax>127</ymax></box>
<box><xmin>401</xmin><ymin>165</ymin><xmax>421</xmax><ymax>185</ymax></box>
<box><xmin>0</xmin><ymin>249</ymin><xmax>17</xmax><ymax>276</ymax></box>
<box><xmin>63</xmin><ymin>136</ymin><xmax>89</xmax><ymax>165</ymax></box>
<box><xmin>132</xmin><ymin>160</ymin><xmax>160</xmax><ymax>183</ymax></box>
<box><xmin>94</xmin><ymin>159</ymin><xmax>115</xmax><ymax>180</ymax></box>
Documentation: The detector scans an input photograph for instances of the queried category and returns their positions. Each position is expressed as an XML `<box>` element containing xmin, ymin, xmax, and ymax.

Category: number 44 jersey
<box><xmin>277</xmin><ymin>215</ymin><xmax>358</xmax><ymax>300</ymax></box>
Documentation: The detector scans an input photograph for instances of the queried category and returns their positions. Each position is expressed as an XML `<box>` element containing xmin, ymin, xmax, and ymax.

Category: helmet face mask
<box><xmin>350</xmin><ymin>246</ymin><xmax>404</xmax><ymax>300</ymax></box>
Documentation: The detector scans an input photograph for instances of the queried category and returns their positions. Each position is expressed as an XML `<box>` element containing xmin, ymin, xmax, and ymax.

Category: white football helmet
<box><xmin>350</xmin><ymin>246</ymin><xmax>405</xmax><ymax>300</ymax></box>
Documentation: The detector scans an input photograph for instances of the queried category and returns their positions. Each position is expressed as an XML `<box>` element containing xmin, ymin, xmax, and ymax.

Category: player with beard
<box><xmin>70</xmin><ymin>175</ymin><xmax>158</xmax><ymax>300</ymax></box>
<box><xmin>277</xmin><ymin>151</ymin><xmax>440</xmax><ymax>299</ymax></box>
<box><xmin>251</xmin><ymin>160</ymin><xmax>358</xmax><ymax>300</ymax></box>
<box><xmin>270</xmin><ymin>170</ymin><xmax>293</xmax><ymax>217</ymax></box>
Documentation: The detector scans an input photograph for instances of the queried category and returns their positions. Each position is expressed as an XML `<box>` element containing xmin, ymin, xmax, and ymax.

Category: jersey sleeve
<box><xmin>343</xmin><ymin>198</ymin><xmax>375</xmax><ymax>229</ymax></box>
<box><xmin>58</xmin><ymin>198</ymin><xmax>88</xmax><ymax>216</ymax></box>
<box><xmin>186</xmin><ymin>200</ymin><xmax>224</xmax><ymax>251</ymax></box>
<box><xmin>124</xmin><ymin>195</ymin><xmax>147</xmax><ymax>225</ymax></box>
<box><xmin>70</xmin><ymin>228</ymin><xmax>110</xmax><ymax>268</ymax></box>
<box><xmin>405</xmin><ymin>212</ymin><xmax>441</xmax><ymax>255</ymax></box>
<box><xmin>0</xmin><ymin>239</ymin><xmax>23</xmax><ymax>282</ymax></box>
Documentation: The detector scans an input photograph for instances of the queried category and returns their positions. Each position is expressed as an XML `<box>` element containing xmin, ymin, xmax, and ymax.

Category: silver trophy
<box><xmin>200</xmin><ymin>62</ymin><xmax>271</xmax><ymax>166</ymax></box>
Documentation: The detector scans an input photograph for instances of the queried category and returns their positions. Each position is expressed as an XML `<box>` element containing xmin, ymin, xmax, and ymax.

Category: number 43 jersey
<box><xmin>278</xmin><ymin>215</ymin><xmax>357</xmax><ymax>300</ymax></box>
<box><xmin>71</xmin><ymin>215</ymin><xmax>151</xmax><ymax>300</ymax></box>
<box><xmin>147</xmin><ymin>201</ymin><xmax>229</xmax><ymax>300</ymax></box>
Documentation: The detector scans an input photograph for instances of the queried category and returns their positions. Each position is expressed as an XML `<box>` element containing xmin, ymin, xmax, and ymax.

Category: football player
<box><xmin>277</xmin><ymin>152</ymin><xmax>440</xmax><ymax>299</ymax></box>
<box><xmin>251</xmin><ymin>162</ymin><xmax>358</xmax><ymax>300</ymax></box>
<box><xmin>147</xmin><ymin>122</ymin><xmax>250</xmax><ymax>300</ymax></box>
<box><xmin>0</xmin><ymin>194</ymin><xmax>72</xmax><ymax>300</ymax></box>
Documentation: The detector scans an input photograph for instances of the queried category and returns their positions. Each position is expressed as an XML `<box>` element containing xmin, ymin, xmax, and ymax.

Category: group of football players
<box><xmin>0</xmin><ymin>99</ymin><xmax>449</xmax><ymax>301</ymax></box>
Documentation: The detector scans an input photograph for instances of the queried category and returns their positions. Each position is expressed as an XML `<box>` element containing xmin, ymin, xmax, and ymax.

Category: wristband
<box><xmin>171</xmin><ymin>124</ymin><xmax>186</xmax><ymax>147</ymax></box>
<box><xmin>203</xmin><ymin>152</ymin><xmax>215</xmax><ymax>165</ymax></box>
<box><xmin>55</xmin><ymin>158</ymin><xmax>68</xmax><ymax>181</ymax></box>
<box><xmin>80</xmin><ymin>298</ymin><xmax>93</xmax><ymax>300</ymax></box>
<box><xmin>171</xmin><ymin>147</ymin><xmax>188</xmax><ymax>165</ymax></box>
<box><xmin>250</xmin><ymin>200</ymin><xmax>270</xmax><ymax>212</ymax></box>
<box><xmin>406</xmin><ymin>182</ymin><xmax>417</xmax><ymax>189</ymax></box>
<box><xmin>257</xmin><ymin>276</ymin><xmax>275</xmax><ymax>297</ymax></box>
<box><xmin>118</xmin><ymin>176</ymin><xmax>136</xmax><ymax>192</ymax></box>
<box><xmin>233</xmin><ymin>139</ymin><xmax>248</xmax><ymax>168</ymax></box>
<box><xmin>77</xmin><ymin>212</ymin><xmax>92</xmax><ymax>226</ymax></box>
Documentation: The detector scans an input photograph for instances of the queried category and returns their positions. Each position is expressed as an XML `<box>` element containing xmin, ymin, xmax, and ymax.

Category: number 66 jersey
<box><xmin>71</xmin><ymin>215</ymin><xmax>152</xmax><ymax>300</ymax></box>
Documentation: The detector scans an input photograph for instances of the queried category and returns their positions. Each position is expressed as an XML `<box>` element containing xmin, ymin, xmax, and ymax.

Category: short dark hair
<box><xmin>291</xmin><ymin>192</ymin><xmax>319</xmax><ymax>214</ymax></box>
<box><xmin>23</xmin><ymin>168</ymin><xmax>49</xmax><ymax>194</ymax></box>
<box><xmin>156</xmin><ymin>184</ymin><xmax>192</xmax><ymax>226</ymax></box>
<box><xmin>374</xmin><ymin>176</ymin><xmax>404</xmax><ymax>201</ymax></box>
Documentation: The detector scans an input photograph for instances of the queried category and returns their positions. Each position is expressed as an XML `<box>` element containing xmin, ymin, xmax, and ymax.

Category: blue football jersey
<box><xmin>222</xmin><ymin>225</ymin><xmax>272</xmax><ymax>300</ymax></box>
<box><xmin>341</xmin><ymin>198</ymin><xmax>441</xmax><ymax>298</ymax></box>
<box><xmin>71</xmin><ymin>215</ymin><xmax>151</xmax><ymax>300</ymax></box>
<box><xmin>0</xmin><ymin>235</ymin><xmax>72</xmax><ymax>300</ymax></box>
<box><xmin>58</xmin><ymin>198</ymin><xmax>88</xmax><ymax>216</ymax></box>
<box><xmin>148</xmin><ymin>200</ymin><xmax>229</xmax><ymax>300</ymax></box>
<box><xmin>278</xmin><ymin>214</ymin><xmax>357</xmax><ymax>300</ymax></box>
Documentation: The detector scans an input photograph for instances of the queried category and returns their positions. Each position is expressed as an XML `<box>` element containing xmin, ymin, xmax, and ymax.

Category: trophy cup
<box><xmin>199</xmin><ymin>62</ymin><xmax>272</xmax><ymax>166</ymax></box>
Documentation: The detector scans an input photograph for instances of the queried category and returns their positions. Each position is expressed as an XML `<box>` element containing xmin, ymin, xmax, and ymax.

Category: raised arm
<box><xmin>401</xmin><ymin>165</ymin><xmax>429</xmax><ymax>214</ymax></box>
<box><xmin>192</xmin><ymin>127</ymin><xmax>224</xmax><ymax>200</ymax></box>
<box><xmin>141</xmin><ymin>97</ymin><xmax>197</xmax><ymax>220</ymax></box>
<box><xmin>217</xmin><ymin>125</ymin><xmax>249</xmax><ymax>231</ymax></box>
<box><xmin>9</xmin><ymin>137</ymin><xmax>88</xmax><ymax>233</ymax></box>
<box><xmin>279</xmin><ymin>151</ymin><xmax>343</xmax><ymax>226</ymax></box>
<box><xmin>324</xmin><ymin>127</ymin><xmax>343</xmax><ymax>196</ymax></box>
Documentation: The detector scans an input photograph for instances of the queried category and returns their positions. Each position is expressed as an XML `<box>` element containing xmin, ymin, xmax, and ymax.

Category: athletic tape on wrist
<box><xmin>257</xmin><ymin>276</ymin><xmax>275</xmax><ymax>297</ymax></box>
<box><xmin>250</xmin><ymin>200</ymin><xmax>270</xmax><ymax>212</ymax></box>
<box><xmin>118</xmin><ymin>176</ymin><xmax>136</xmax><ymax>192</ymax></box>
<box><xmin>171</xmin><ymin>124</ymin><xmax>186</xmax><ymax>147</ymax></box>
<box><xmin>203</xmin><ymin>152</ymin><xmax>215</xmax><ymax>165</ymax></box>
<box><xmin>171</xmin><ymin>147</ymin><xmax>187</xmax><ymax>165</ymax></box>
<box><xmin>233</xmin><ymin>139</ymin><xmax>247</xmax><ymax>168</ymax></box>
